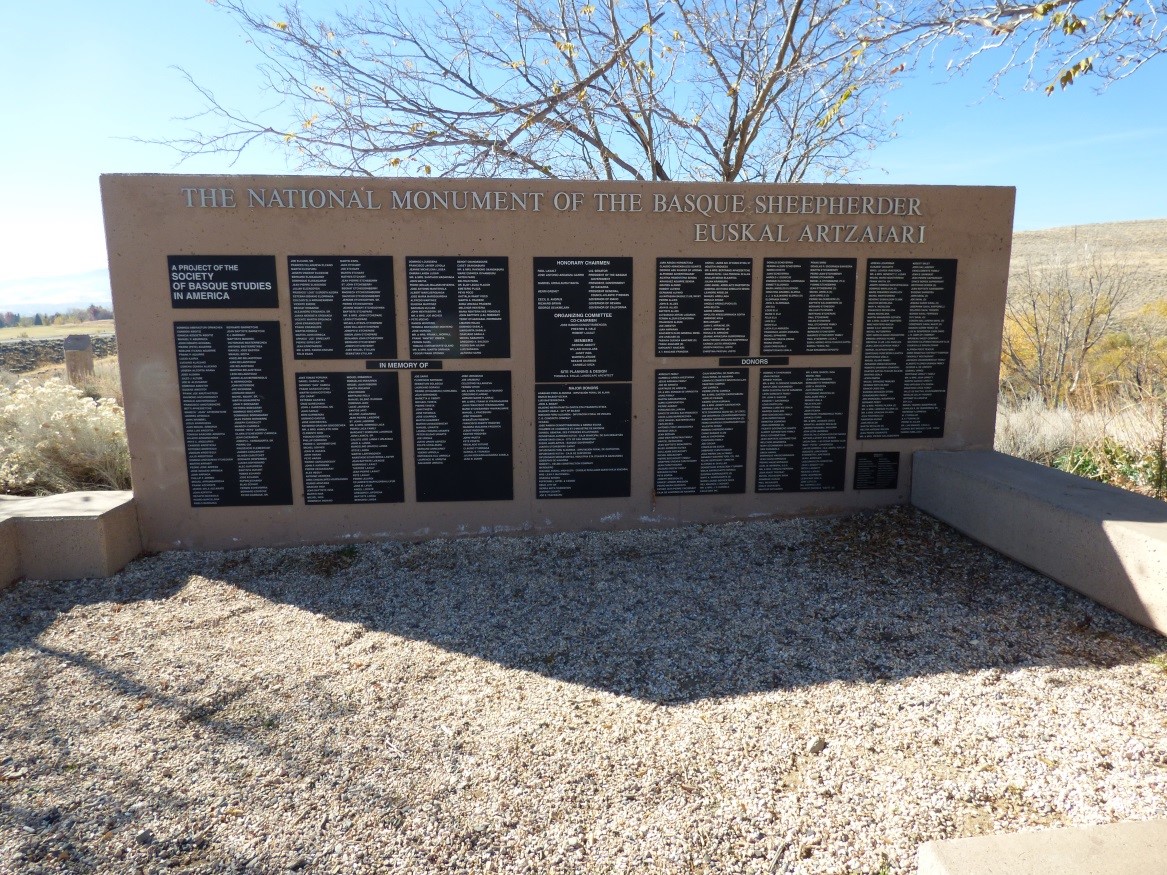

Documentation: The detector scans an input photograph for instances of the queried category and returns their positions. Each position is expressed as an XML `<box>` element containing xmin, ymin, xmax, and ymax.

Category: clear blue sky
<box><xmin>1</xmin><ymin>0</ymin><xmax>1164</xmax><ymax>314</ymax></box>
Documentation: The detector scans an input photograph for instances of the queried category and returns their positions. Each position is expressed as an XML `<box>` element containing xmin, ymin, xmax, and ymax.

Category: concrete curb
<box><xmin>918</xmin><ymin>819</ymin><xmax>1167</xmax><ymax>874</ymax></box>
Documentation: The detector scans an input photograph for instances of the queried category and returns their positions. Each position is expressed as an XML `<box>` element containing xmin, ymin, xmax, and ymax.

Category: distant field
<box><xmin>0</xmin><ymin>320</ymin><xmax>116</xmax><ymax>342</ymax></box>
<box><xmin>1010</xmin><ymin>217</ymin><xmax>1167</xmax><ymax>307</ymax></box>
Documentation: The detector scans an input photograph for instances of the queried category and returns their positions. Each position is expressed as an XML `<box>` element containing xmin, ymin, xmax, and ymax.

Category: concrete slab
<box><xmin>912</xmin><ymin>450</ymin><xmax>1167</xmax><ymax>636</ymax></box>
<box><xmin>917</xmin><ymin>819</ymin><xmax>1167</xmax><ymax>874</ymax></box>
<box><xmin>2</xmin><ymin>491</ymin><xmax>141</xmax><ymax>581</ymax></box>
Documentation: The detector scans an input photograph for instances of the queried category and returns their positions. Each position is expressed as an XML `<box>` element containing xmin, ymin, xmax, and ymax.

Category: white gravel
<box><xmin>2</xmin><ymin>506</ymin><xmax>1165</xmax><ymax>874</ymax></box>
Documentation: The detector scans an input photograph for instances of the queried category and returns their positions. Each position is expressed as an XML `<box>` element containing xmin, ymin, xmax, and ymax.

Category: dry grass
<box><xmin>995</xmin><ymin>398</ymin><xmax>1167</xmax><ymax>499</ymax></box>
<box><xmin>995</xmin><ymin>399</ymin><xmax>1161</xmax><ymax>462</ymax></box>
<box><xmin>23</xmin><ymin>356</ymin><xmax>124</xmax><ymax>406</ymax></box>
<box><xmin>0</xmin><ymin>320</ymin><xmax>115</xmax><ymax>342</ymax></box>
<box><xmin>1010</xmin><ymin>218</ymin><xmax>1167</xmax><ymax>312</ymax></box>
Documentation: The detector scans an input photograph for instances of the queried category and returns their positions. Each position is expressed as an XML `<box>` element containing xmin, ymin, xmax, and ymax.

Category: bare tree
<box><xmin>889</xmin><ymin>0</ymin><xmax>1166</xmax><ymax>94</ymax></box>
<box><xmin>170</xmin><ymin>0</ymin><xmax>911</xmax><ymax>181</ymax></box>
<box><xmin>1001</xmin><ymin>247</ymin><xmax>1140</xmax><ymax>406</ymax></box>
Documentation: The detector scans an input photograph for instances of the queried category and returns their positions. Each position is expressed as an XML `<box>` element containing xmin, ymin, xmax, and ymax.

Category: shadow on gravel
<box><xmin>193</xmin><ymin>505</ymin><xmax>1166</xmax><ymax>704</ymax></box>
<box><xmin>0</xmin><ymin>574</ymin><xmax>186</xmax><ymax>660</ymax></box>
<box><xmin>2</xmin><ymin>507</ymin><xmax>1163</xmax><ymax>705</ymax></box>
<box><xmin>2</xmin><ymin>505</ymin><xmax>1163</xmax><ymax>873</ymax></box>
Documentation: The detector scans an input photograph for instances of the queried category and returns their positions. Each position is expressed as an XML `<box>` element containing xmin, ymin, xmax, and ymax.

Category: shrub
<box><xmin>20</xmin><ymin>356</ymin><xmax>124</xmax><ymax>407</ymax></box>
<box><xmin>1053</xmin><ymin>439</ymin><xmax>1164</xmax><ymax>494</ymax></box>
<box><xmin>0</xmin><ymin>377</ymin><xmax>131</xmax><ymax>495</ymax></box>
<box><xmin>71</xmin><ymin>357</ymin><xmax>125</xmax><ymax>407</ymax></box>
<box><xmin>996</xmin><ymin>397</ymin><xmax>1167</xmax><ymax>499</ymax></box>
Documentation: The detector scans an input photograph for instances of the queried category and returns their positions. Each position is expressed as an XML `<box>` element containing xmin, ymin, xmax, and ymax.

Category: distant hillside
<box><xmin>1010</xmin><ymin>218</ymin><xmax>1167</xmax><ymax>307</ymax></box>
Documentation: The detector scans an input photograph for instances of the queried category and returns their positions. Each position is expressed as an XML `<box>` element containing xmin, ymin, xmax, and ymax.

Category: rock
<box><xmin>135</xmin><ymin>829</ymin><xmax>154</xmax><ymax>845</ymax></box>
<box><xmin>807</xmin><ymin>737</ymin><xmax>827</xmax><ymax>755</ymax></box>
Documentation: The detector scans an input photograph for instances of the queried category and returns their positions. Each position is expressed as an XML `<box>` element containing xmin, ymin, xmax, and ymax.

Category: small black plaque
<box><xmin>407</xmin><ymin>256</ymin><xmax>510</xmax><ymax>358</ymax></box>
<box><xmin>655</xmin><ymin>258</ymin><xmax>751</xmax><ymax>357</ymax></box>
<box><xmin>761</xmin><ymin>258</ymin><xmax>856</xmax><ymax>354</ymax></box>
<box><xmin>534</xmin><ymin>258</ymin><xmax>632</xmax><ymax>382</ymax></box>
<box><xmin>289</xmin><ymin>256</ymin><xmax>396</xmax><ymax>359</ymax></box>
<box><xmin>412</xmin><ymin>371</ymin><xmax>513</xmax><ymax>502</ymax></box>
<box><xmin>296</xmin><ymin>372</ymin><xmax>404</xmax><ymax>505</ymax></box>
<box><xmin>174</xmin><ymin>321</ymin><xmax>292</xmax><ymax>506</ymax></box>
<box><xmin>655</xmin><ymin>369</ymin><xmax>748</xmax><ymax>496</ymax></box>
<box><xmin>536</xmin><ymin>383</ymin><xmax>632</xmax><ymax>499</ymax></box>
<box><xmin>857</xmin><ymin>259</ymin><xmax>957</xmax><ymax>439</ymax></box>
<box><xmin>756</xmin><ymin>367</ymin><xmax>850</xmax><ymax>493</ymax></box>
<box><xmin>169</xmin><ymin>256</ymin><xmax>278</xmax><ymax>308</ymax></box>
<box><xmin>853</xmin><ymin>452</ymin><xmax>900</xmax><ymax>490</ymax></box>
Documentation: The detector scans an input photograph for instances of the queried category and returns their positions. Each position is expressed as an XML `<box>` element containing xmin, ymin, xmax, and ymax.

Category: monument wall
<box><xmin>100</xmin><ymin>175</ymin><xmax>1014</xmax><ymax>550</ymax></box>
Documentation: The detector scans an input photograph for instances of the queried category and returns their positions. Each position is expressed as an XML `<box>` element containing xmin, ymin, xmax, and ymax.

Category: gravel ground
<box><xmin>2</xmin><ymin>506</ymin><xmax>1165</xmax><ymax>875</ymax></box>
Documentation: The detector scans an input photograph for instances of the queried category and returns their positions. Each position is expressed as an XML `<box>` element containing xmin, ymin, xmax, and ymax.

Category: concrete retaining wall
<box><xmin>0</xmin><ymin>515</ymin><xmax>20</xmax><ymax>592</ymax></box>
<box><xmin>0</xmin><ymin>491</ymin><xmax>141</xmax><ymax>585</ymax></box>
<box><xmin>912</xmin><ymin>450</ymin><xmax>1167</xmax><ymax>636</ymax></box>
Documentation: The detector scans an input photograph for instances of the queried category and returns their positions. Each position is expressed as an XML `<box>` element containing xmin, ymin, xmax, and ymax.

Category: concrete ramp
<box><xmin>912</xmin><ymin>450</ymin><xmax>1167</xmax><ymax>636</ymax></box>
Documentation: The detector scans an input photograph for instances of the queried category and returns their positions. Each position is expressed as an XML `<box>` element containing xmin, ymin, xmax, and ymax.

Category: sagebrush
<box><xmin>0</xmin><ymin>375</ymin><xmax>131</xmax><ymax>495</ymax></box>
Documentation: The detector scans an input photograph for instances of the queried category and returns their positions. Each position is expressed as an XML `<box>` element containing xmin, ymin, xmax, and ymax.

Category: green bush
<box><xmin>1053</xmin><ymin>438</ymin><xmax>1165</xmax><ymax>496</ymax></box>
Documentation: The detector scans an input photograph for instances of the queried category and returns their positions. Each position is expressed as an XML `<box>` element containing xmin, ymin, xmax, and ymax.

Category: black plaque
<box><xmin>857</xmin><ymin>259</ymin><xmax>957</xmax><ymax>439</ymax></box>
<box><xmin>761</xmin><ymin>258</ymin><xmax>856</xmax><ymax>354</ymax></box>
<box><xmin>655</xmin><ymin>258</ymin><xmax>751</xmax><ymax>356</ymax></box>
<box><xmin>756</xmin><ymin>367</ymin><xmax>850</xmax><ymax>493</ymax></box>
<box><xmin>296</xmin><ymin>373</ymin><xmax>404</xmax><ymax>504</ymax></box>
<box><xmin>169</xmin><ymin>256</ymin><xmax>278</xmax><ymax>308</ymax></box>
<box><xmin>407</xmin><ymin>257</ymin><xmax>510</xmax><ymax>358</ymax></box>
<box><xmin>536</xmin><ymin>383</ymin><xmax>632</xmax><ymax>499</ymax></box>
<box><xmin>854</xmin><ymin>452</ymin><xmax>900</xmax><ymax>490</ymax></box>
<box><xmin>174</xmin><ymin>321</ymin><xmax>292</xmax><ymax>506</ymax></box>
<box><xmin>289</xmin><ymin>256</ymin><xmax>396</xmax><ymax>359</ymax></box>
<box><xmin>654</xmin><ymin>369</ymin><xmax>748</xmax><ymax>496</ymax></box>
<box><xmin>534</xmin><ymin>258</ymin><xmax>632</xmax><ymax>382</ymax></box>
<box><xmin>412</xmin><ymin>371</ymin><xmax>513</xmax><ymax>502</ymax></box>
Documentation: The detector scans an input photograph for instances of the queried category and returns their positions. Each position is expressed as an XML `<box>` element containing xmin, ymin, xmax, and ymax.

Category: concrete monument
<box><xmin>100</xmin><ymin>175</ymin><xmax>1014</xmax><ymax>550</ymax></box>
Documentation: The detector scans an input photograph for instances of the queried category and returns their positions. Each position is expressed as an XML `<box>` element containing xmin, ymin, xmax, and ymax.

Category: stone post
<box><xmin>63</xmin><ymin>334</ymin><xmax>94</xmax><ymax>385</ymax></box>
